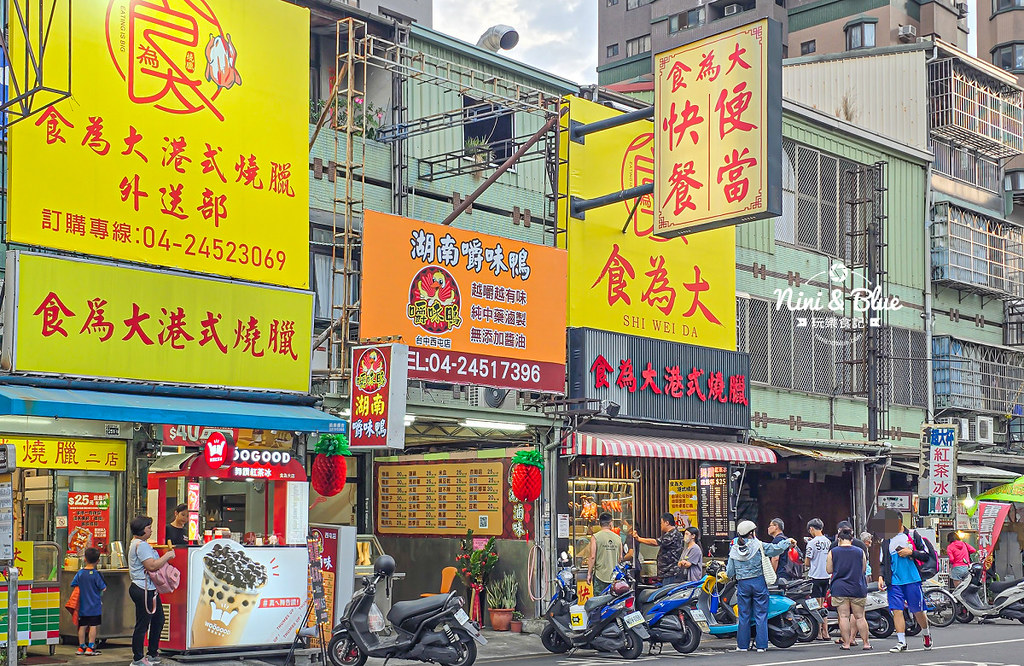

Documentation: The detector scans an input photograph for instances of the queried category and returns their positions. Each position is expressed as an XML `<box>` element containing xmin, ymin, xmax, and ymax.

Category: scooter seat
<box><xmin>585</xmin><ymin>594</ymin><xmax>613</xmax><ymax>612</ymax></box>
<box><xmin>988</xmin><ymin>579</ymin><xmax>1019</xmax><ymax>594</ymax></box>
<box><xmin>638</xmin><ymin>587</ymin><xmax>671</xmax><ymax>604</ymax></box>
<box><xmin>866</xmin><ymin>582</ymin><xmax>880</xmax><ymax>593</ymax></box>
<box><xmin>388</xmin><ymin>595</ymin><xmax>449</xmax><ymax>628</ymax></box>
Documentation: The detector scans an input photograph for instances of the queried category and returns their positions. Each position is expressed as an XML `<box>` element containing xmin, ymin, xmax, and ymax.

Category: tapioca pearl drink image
<box><xmin>191</xmin><ymin>544</ymin><xmax>268</xmax><ymax>647</ymax></box>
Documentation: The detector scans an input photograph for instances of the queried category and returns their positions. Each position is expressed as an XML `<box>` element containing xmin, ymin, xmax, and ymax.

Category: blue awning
<box><xmin>0</xmin><ymin>385</ymin><xmax>346</xmax><ymax>434</ymax></box>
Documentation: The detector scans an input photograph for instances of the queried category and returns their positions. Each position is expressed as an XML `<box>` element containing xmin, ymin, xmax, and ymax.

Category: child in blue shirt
<box><xmin>71</xmin><ymin>548</ymin><xmax>106</xmax><ymax>655</ymax></box>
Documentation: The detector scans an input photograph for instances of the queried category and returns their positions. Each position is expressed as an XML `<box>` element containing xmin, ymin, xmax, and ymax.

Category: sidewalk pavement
<box><xmin>28</xmin><ymin>627</ymin><xmax>546</xmax><ymax>665</ymax></box>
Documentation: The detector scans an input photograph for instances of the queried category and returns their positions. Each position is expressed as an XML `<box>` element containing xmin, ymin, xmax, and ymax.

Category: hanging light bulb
<box><xmin>963</xmin><ymin>489</ymin><xmax>975</xmax><ymax>509</ymax></box>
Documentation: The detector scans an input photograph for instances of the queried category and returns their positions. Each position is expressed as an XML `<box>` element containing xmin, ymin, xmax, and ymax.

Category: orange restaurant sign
<box><xmin>359</xmin><ymin>212</ymin><xmax>567</xmax><ymax>393</ymax></box>
<box><xmin>653</xmin><ymin>18</ymin><xmax>782</xmax><ymax>237</ymax></box>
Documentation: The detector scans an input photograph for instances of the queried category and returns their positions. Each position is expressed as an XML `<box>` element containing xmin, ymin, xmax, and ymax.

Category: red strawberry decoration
<box><xmin>510</xmin><ymin>450</ymin><xmax>543</xmax><ymax>503</ymax></box>
<box><xmin>312</xmin><ymin>434</ymin><xmax>350</xmax><ymax>497</ymax></box>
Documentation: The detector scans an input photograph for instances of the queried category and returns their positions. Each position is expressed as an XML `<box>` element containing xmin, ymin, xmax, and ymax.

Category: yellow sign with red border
<box><xmin>8</xmin><ymin>0</ymin><xmax>310</xmax><ymax>288</ymax></box>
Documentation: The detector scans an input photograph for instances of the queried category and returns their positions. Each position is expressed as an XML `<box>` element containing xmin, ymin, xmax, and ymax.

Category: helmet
<box><xmin>737</xmin><ymin>520</ymin><xmax>757</xmax><ymax>537</ymax></box>
<box><xmin>611</xmin><ymin>580</ymin><xmax>631</xmax><ymax>596</ymax></box>
<box><xmin>373</xmin><ymin>555</ymin><xmax>396</xmax><ymax>577</ymax></box>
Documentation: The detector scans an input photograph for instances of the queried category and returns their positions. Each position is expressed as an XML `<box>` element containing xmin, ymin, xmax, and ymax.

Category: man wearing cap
<box><xmin>727</xmin><ymin>520</ymin><xmax>797</xmax><ymax>653</ymax></box>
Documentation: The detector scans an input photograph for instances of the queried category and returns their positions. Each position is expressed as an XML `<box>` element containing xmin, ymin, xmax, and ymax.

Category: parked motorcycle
<box><xmin>951</xmin><ymin>562</ymin><xmax>1024</xmax><ymax>624</ymax></box>
<box><xmin>541</xmin><ymin>553</ymin><xmax>649</xmax><ymax>659</ymax></box>
<box><xmin>824</xmin><ymin>584</ymin><xmax>895</xmax><ymax>639</ymax></box>
<box><xmin>695</xmin><ymin>562</ymin><xmax>801</xmax><ymax>649</ymax></box>
<box><xmin>327</xmin><ymin>555</ymin><xmax>486</xmax><ymax>666</ymax></box>
<box><xmin>771</xmin><ymin>577</ymin><xmax>826</xmax><ymax>643</ymax></box>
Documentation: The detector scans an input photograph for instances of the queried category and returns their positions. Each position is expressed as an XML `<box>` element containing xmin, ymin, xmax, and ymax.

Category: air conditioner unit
<box><xmin>938</xmin><ymin>417</ymin><xmax>970</xmax><ymax>441</ymax></box>
<box><xmin>898</xmin><ymin>25</ymin><xmax>917</xmax><ymax>41</ymax></box>
<box><xmin>469</xmin><ymin>387</ymin><xmax>518</xmax><ymax>410</ymax></box>
<box><xmin>955</xmin><ymin>1</ymin><xmax>968</xmax><ymax>18</ymax></box>
<box><xmin>976</xmin><ymin>416</ymin><xmax>995</xmax><ymax>445</ymax></box>
<box><xmin>724</xmin><ymin>3</ymin><xmax>742</xmax><ymax>16</ymax></box>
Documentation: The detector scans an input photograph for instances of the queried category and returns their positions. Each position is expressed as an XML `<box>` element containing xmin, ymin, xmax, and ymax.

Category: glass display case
<box><xmin>567</xmin><ymin>477</ymin><xmax>636</xmax><ymax>571</ymax></box>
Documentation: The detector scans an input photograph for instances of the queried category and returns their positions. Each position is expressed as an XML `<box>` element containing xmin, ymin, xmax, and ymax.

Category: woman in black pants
<box><xmin>127</xmin><ymin>516</ymin><xmax>175</xmax><ymax>666</ymax></box>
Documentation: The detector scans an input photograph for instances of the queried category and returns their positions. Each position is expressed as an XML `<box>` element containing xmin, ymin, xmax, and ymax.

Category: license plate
<box><xmin>454</xmin><ymin>609</ymin><xmax>470</xmax><ymax>625</ymax></box>
<box><xmin>624</xmin><ymin>611</ymin><xmax>645</xmax><ymax>628</ymax></box>
<box><xmin>806</xmin><ymin>599</ymin><xmax>820</xmax><ymax>610</ymax></box>
<box><xmin>697</xmin><ymin>622</ymin><xmax>710</xmax><ymax>633</ymax></box>
<box><xmin>690</xmin><ymin>609</ymin><xmax>708</xmax><ymax>623</ymax></box>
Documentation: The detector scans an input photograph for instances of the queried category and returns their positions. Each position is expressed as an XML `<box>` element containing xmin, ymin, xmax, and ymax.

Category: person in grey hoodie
<box><xmin>726</xmin><ymin>520</ymin><xmax>797</xmax><ymax>652</ymax></box>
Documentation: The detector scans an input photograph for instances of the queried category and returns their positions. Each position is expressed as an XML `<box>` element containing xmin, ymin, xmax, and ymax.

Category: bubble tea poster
<box><xmin>187</xmin><ymin>541</ymin><xmax>309</xmax><ymax>648</ymax></box>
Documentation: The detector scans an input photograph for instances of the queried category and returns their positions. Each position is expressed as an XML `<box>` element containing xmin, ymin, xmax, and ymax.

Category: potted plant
<box><xmin>485</xmin><ymin>573</ymin><xmax>518</xmax><ymax>631</ymax></box>
<box><xmin>455</xmin><ymin>530</ymin><xmax>498</xmax><ymax>624</ymax></box>
<box><xmin>464</xmin><ymin>136</ymin><xmax>492</xmax><ymax>179</ymax></box>
<box><xmin>510</xmin><ymin>610</ymin><xmax>524</xmax><ymax>633</ymax></box>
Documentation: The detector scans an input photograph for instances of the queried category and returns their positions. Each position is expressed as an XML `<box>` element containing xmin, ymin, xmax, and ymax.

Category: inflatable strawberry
<box><xmin>311</xmin><ymin>434</ymin><xmax>350</xmax><ymax>497</ymax></box>
<box><xmin>510</xmin><ymin>449</ymin><xmax>543</xmax><ymax>503</ymax></box>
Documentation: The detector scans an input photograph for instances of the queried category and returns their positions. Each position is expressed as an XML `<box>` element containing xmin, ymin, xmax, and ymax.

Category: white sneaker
<box><xmin>757</xmin><ymin>648</ymin><xmax>767</xmax><ymax>653</ymax></box>
<box><xmin>148</xmin><ymin>656</ymin><xmax>162</xmax><ymax>664</ymax></box>
<box><xmin>889</xmin><ymin>642</ymin><xmax>908</xmax><ymax>653</ymax></box>
<box><xmin>734</xmin><ymin>647</ymin><xmax>748</xmax><ymax>652</ymax></box>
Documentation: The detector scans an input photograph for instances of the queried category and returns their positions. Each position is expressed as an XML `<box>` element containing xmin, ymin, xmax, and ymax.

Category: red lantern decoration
<box><xmin>510</xmin><ymin>450</ymin><xmax>544</xmax><ymax>503</ymax></box>
<box><xmin>311</xmin><ymin>434</ymin><xmax>350</xmax><ymax>497</ymax></box>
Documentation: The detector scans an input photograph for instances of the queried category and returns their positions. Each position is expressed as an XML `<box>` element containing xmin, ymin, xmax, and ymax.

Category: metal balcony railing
<box><xmin>931</xmin><ymin>203</ymin><xmax>1024</xmax><ymax>298</ymax></box>
<box><xmin>934</xmin><ymin>336</ymin><xmax>1024</xmax><ymax>414</ymax></box>
<box><xmin>929</xmin><ymin>58</ymin><xmax>1024</xmax><ymax>159</ymax></box>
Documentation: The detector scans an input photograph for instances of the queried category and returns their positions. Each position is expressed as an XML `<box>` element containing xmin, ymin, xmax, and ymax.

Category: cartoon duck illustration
<box><xmin>204</xmin><ymin>33</ymin><xmax>242</xmax><ymax>89</ymax></box>
<box><xmin>411</xmin><ymin>269</ymin><xmax>460</xmax><ymax>333</ymax></box>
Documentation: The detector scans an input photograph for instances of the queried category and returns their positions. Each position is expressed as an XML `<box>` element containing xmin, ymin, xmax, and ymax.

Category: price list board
<box><xmin>377</xmin><ymin>461</ymin><xmax>504</xmax><ymax>536</ymax></box>
<box><xmin>698</xmin><ymin>463</ymin><xmax>730</xmax><ymax>539</ymax></box>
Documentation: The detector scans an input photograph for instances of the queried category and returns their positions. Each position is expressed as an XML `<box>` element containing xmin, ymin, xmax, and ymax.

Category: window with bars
<box><xmin>737</xmin><ymin>296</ymin><xmax>927</xmax><ymax>407</ymax></box>
<box><xmin>775</xmin><ymin>139</ymin><xmax>869</xmax><ymax>260</ymax></box>
<box><xmin>930</xmin><ymin>138</ymin><xmax>1001</xmax><ymax>192</ymax></box>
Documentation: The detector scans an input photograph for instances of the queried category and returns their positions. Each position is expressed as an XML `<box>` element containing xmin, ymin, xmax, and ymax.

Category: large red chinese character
<box><xmin>726</xmin><ymin>42</ymin><xmax>751</xmax><ymax>75</ymax></box>
<box><xmin>590</xmin><ymin>355</ymin><xmax>614</xmax><ymax>389</ymax></box>
<box><xmin>122</xmin><ymin>303</ymin><xmax>155</xmax><ymax>345</ymax></box>
<box><xmin>201</xmin><ymin>143</ymin><xmax>227</xmax><ymax>183</ymax></box>
<box><xmin>269</xmin><ymin>162</ymin><xmax>295</xmax><ymax>197</ymax></box>
<box><xmin>119</xmin><ymin>175</ymin><xmax>149</xmax><ymax>211</ymax></box>
<box><xmin>122</xmin><ymin>126</ymin><xmax>148</xmax><ymax>162</ymax></box>
<box><xmin>668</xmin><ymin>61</ymin><xmax>691</xmax><ymax>92</ymax></box>
<box><xmin>55</xmin><ymin>440</ymin><xmax>77</xmax><ymax>466</ymax></box>
<box><xmin>268</xmin><ymin>320</ymin><xmax>300</xmax><ymax>360</ymax></box>
<box><xmin>161</xmin><ymin>136</ymin><xmax>192</xmax><ymax>173</ymax></box>
<box><xmin>662</xmin><ymin>161</ymin><xmax>702</xmax><ymax>215</ymax></box>
<box><xmin>24</xmin><ymin>440</ymin><xmax>47</xmax><ymax>464</ymax></box>
<box><xmin>662</xmin><ymin>100</ymin><xmax>703</xmax><ymax>151</ymax></box>
<box><xmin>158</xmin><ymin>307</ymin><xmax>195</xmax><ymax>350</ymax></box>
<box><xmin>715</xmin><ymin>82</ymin><xmax>756</xmax><ymax>138</ymax></box>
<box><xmin>35</xmin><ymin>106</ymin><xmax>73</xmax><ymax>144</ymax></box>
<box><xmin>716</xmin><ymin>148</ymin><xmax>758</xmax><ymax>203</ymax></box>
<box><xmin>160</xmin><ymin>183</ymin><xmax>188</xmax><ymax>220</ymax></box>
<box><xmin>686</xmin><ymin>367</ymin><xmax>706</xmax><ymax>401</ymax></box>
<box><xmin>112</xmin><ymin>223</ymin><xmax>132</xmax><ymax>243</ymax></box>
<box><xmin>664</xmin><ymin>365</ymin><xmax>685</xmax><ymax>398</ymax></box>
<box><xmin>66</xmin><ymin>213</ymin><xmax>86</xmax><ymax>236</ymax></box>
<box><xmin>933</xmin><ymin>481</ymin><xmax>950</xmax><ymax>495</ymax></box>
<box><xmin>234</xmin><ymin>154</ymin><xmax>264</xmax><ymax>189</ymax></box>
<box><xmin>641</xmin><ymin>256</ymin><xmax>676</xmax><ymax>316</ymax></box>
<box><xmin>80</xmin><ymin>298</ymin><xmax>115</xmax><ymax>342</ymax></box>
<box><xmin>697</xmin><ymin>51</ymin><xmax>720</xmax><ymax>82</ymax></box>
<box><xmin>33</xmin><ymin>292</ymin><xmax>75</xmax><ymax>337</ymax></box>
<box><xmin>233</xmin><ymin>316</ymin><xmax>264</xmax><ymax>358</ymax></box>
<box><xmin>729</xmin><ymin>375</ymin><xmax>748</xmax><ymax>405</ymax></box>
<box><xmin>681</xmin><ymin>266</ymin><xmax>721</xmax><ymax>324</ymax></box>
<box><xmin>81</xmin><ymin>116</ymin><xmax>110</xmax><ymax>155</ymax></box>
<box><xmin>707</xmin><ymin>371</ymin><xmax>727</xmax><ymax>403</ymax></box>
<box><xmin>639</xmin><ymin>362</ymin><xmax>662</xmax><ymax>394</ymax></box>
<box><xmin>617</xmin><ymin>359</ymin><xmax>637</xmax><ymax>393</ymax></box>
<box><xmin>197</xmin><ymin>188</ymin><xmax>227</xmax><ymax>226</ymax></box>
<box><xmin>592</xmin><ymin>244</ymin><xmax>635</xmax><ymax>306</ymax></box>
<box><xmin>199</xmin><ymin>312</ymin><xmax>229</xmax><ymax>354</ymax></box>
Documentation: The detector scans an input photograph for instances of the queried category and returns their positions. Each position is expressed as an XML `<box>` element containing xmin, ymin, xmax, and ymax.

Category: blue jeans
<box><xmin>736</xmin><ymin>576</ymin><xmax>770</xmax><ymax>650</ymax></box>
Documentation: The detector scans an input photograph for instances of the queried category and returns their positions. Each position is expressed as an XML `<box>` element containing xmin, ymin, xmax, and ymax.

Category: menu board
<box><xmin>377</xmin><ymin>461</ymin><xmax>504</xmax><ymax>536</ymax></box>
<box><xmin>698</xmin><ymin>464</ymin><xmax>729</xmax><ymax>539</ymax></box>
<box><xmin>67</xmin><ymin>492</ymin><xmax>111</xmax><ymax>554</ymax></box>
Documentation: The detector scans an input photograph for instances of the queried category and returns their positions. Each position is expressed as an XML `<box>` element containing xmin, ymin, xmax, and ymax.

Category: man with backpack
<box><xmin>876</xmin><ymin>510</ymin><xmax>936</xmax><ymax>653</ymax></box>
<box><xmin>767</xmin><ymin>518</ymin><xmax>801</xmax><ymax>581</ymax></box>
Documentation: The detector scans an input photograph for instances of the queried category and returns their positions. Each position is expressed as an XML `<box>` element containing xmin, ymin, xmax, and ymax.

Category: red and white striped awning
<box><xmin>566</xmin><ymin>432</ymin><xmax>777</xmax><ymax>464</ymax></box>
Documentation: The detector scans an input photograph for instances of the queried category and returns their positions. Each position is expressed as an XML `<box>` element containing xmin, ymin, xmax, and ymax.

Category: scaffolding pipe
<box><xmin>442</xmin><ymin>113</ymin><xmax>559</xmax><ymax>226</ymax></box>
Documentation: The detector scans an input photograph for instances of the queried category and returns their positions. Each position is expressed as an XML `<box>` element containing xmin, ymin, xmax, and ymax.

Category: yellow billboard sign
<box><xmin>6</xmin><ymin>435</ymin><xmax>127</xmax><ymax>472</ymax></box>
<box><xmin>8</xmin><ymin>0</ymin><xmax>310</xmax><ymax>288</ymax></box>
<box><xmin>668</xmin><ymin>479</ymin><xmax>698</xmax><ymax>529</ymax></box>
<box><xmin>654</xmin><ymin>18</ymin><xmax>782</xmax><ymax>237</ymax></box>
<box><xmin>559</xmin><ymin>96</ymin><xmax>736</xmax><ymax>350</ymax></box>
<box><xmin>4</xmin><ymin>253</ymin><xmax>312</xmax><ymax>392</ymax></box>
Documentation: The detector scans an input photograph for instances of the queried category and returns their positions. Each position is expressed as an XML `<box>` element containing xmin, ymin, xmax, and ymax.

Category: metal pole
<box><xmin>568</xmin><ymin>106</ymin><xmax>654</xmax><ymax>144</ymax></box>
<box><xmin>570</xmin><ymin>183</ymin><xmax>653</xmax><ymax>220</ymax></box>
<box><xmin>5</xmin><ymin>565</ymin><xmax>16</xmax><ymax>666</ymax></box>
<box><xmin>854</xmin><ymin>462</ymin><xmax>867</xmax><ymax>534</ymax></box>
<box><xmin>442</xmin><ymin>113</ymin><xmax>559</xmax><ymax>226</ymax></box>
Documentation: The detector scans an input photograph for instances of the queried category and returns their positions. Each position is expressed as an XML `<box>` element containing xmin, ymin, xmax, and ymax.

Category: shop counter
<box><xmin>59</xmin><ymin>569</ymin><xmax>133</xmax><ymax>644</ymax></box>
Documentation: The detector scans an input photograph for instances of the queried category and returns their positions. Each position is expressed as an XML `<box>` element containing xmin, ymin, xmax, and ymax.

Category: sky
<box><xmin>433</xmin><ymin>0</ymin><xmax>598</xmax><ymax>85</ymax></box>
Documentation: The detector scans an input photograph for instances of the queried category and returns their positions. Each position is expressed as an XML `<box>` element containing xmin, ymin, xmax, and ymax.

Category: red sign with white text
<box><xmin>67</xmin><ymin>492</ymin><xmax>111</xmax><ymax>555</ymax></box>
<box><xmin>350</xmin><ymin>344</ymin><xmax>408</xmax><ymax>449</ymax></box>
<box><xmin>977</xmin><ymin>501</ymin><xmax>1011</xmax><ymax>578</ymax></box>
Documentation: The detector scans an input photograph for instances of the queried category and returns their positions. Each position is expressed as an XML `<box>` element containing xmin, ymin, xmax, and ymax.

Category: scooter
<box><xmin>694</xmin><ymin>562</ymin><xmax>801</xmax><ymax>649</ymax></box>
<box><xmin>327</xmin><ymin>555</ymin><xmax>486</xmax><ymax>666</ymax></box>
<box><xmin>541</xmin><ymin>553</ymin><xmax>649</xmax><ymax>659</ymax></box>
<box><xmin>771</xmin><ymin>577</ymin><xmax>826</xmax><ymax>643</ymax></box>
<box><xmin>823</xmin><ymin>584</ymin><xmax>896</xmax><ymax>639</ymax></box>
<box><xmin>951</xmin><ymin>562</ymin><xmax>1024</xmax><ymax>624</ymax></box>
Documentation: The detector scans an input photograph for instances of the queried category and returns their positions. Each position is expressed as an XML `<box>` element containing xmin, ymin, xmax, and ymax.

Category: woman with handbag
<box><xmin>128</xmin><ymin>516</ymin><xmax>175</xmax><ymax>666</ymax></box>
<box><xmin>726</xmin><ymin>520</ymin><xmax>797</xmax><ymax>653</ymax></box>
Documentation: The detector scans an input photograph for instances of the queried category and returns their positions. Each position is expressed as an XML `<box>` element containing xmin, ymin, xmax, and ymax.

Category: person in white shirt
<box><xmin>804</xmin><ymin>518</ymin><xmax>832</xmax><ymax>640</ymax></box>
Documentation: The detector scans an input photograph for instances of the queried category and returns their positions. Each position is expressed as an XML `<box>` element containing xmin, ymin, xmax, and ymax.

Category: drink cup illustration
<box><xmin>191</xmin><ymin>543</ymin><xmax>268</xmax><ymax>647</ymax></box>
